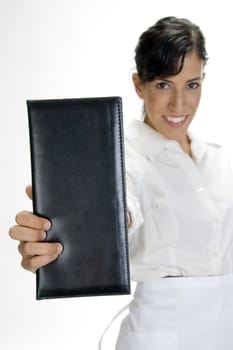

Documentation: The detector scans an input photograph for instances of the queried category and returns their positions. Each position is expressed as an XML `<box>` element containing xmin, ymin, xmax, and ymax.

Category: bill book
<box><xmin>27</xmin><ymin>96</ymin><xmax>130</xmax><ymax>300</ymax></box>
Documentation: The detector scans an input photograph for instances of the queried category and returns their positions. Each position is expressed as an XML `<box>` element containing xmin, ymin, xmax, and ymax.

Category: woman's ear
<box><xmin>132</xmin><ymin>73</ymin><xmax>144</xmax><ymax>99</ymax></box>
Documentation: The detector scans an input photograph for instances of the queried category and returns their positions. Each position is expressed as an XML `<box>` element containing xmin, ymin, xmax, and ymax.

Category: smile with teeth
<box><xmin>163</xmin><ymin>115</ymin><xmax>188</xmax><ymax>126</ymax></box>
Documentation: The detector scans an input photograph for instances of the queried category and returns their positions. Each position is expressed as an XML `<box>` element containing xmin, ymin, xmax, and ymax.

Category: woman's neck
<box><xmin>180</xmin><ymin>135</ymin><xmax>194</xmax><ymax>159</ymax></box>
<box><xmin>144</xmin><ymin>117</ymin><xmax>194</xmax><ymax>159</ymax></box>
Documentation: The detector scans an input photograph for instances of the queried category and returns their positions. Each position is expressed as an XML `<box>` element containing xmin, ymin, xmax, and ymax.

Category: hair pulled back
<box><xmin>135</xmin><ymin>16</ymin><xmax>208</xmax><ymax>82</ymax></box>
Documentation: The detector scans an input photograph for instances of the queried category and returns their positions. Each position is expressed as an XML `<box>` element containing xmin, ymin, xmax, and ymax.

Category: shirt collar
<box><xmin>125</xmin><ymin>119</ymin><xmax>208</xmax><ymax>162</ymax></box>
<box><xmin>188</xmin><ymin>130</ymin><xmax>209</xmax><ymax>162</ymax></box>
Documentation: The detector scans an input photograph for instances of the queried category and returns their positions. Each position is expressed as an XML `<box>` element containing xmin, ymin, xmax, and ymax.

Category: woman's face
<box><xmin>133</xmin><ymin>50</ymin><xmax>205</xmax><ymax>144</ymax></box>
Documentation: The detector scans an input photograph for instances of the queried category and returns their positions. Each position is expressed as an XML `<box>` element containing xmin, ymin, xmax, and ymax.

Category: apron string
<box><xmin>98</xmin><ymin>303</ymin><xmax>129</xmax><ymax>350</ymax></box>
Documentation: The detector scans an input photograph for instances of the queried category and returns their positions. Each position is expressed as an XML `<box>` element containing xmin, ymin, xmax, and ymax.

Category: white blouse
<box><xmin>126</xmin><ymin>119</ymin><xmax>233</xmax><ymax>282</ymax></box>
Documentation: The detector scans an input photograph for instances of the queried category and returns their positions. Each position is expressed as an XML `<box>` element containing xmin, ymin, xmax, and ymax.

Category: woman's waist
<box><xmin>129</xmin><ymin>249</ymin><xmax>233</xmax><ymax>281</ymax></box>
<box><xmin>135</xmin><ymin>273</ymin><xmax>233</xmax><ymax>292</ymax></box>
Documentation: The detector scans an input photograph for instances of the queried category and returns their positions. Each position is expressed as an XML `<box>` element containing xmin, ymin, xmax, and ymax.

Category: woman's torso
<box><xmin>125</xmin><ymin>119</ymin><xmax>233</xmax><ymax>281</ymax></box>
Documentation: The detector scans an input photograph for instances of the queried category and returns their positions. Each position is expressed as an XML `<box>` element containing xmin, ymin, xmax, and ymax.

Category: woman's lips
<box><xmin>163</xmin><ymin>115</ymin><xmax>188</xmax><ymax>127</ymax></box>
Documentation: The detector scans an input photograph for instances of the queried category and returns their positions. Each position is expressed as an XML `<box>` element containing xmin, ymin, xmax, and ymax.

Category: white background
<box><xmin>1</xmin><ymin>0</ymin><xmax>233</xmax><ymax>349</ymax></box>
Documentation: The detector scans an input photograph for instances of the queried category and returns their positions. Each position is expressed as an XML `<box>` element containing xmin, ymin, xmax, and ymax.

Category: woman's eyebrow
<box><xmin>187</xmin><ymin>77</ymin><xmax>202</xmax><ymax>82</ymax></box>
<box><xmin>157</xmin><ymin>77</ymin><xmax>202</xmax><ymax>84</ymax></box>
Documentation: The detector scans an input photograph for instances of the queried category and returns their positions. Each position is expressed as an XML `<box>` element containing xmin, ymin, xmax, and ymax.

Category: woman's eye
<box><xmin>156</xmin><ymin>82</ymin><xmax>170</xmax><ymax>89</ymax></box>
<box><xmin>188</xmin><ymin>82</ymin><xmax>200</xmax><ymax>89</ymax></box>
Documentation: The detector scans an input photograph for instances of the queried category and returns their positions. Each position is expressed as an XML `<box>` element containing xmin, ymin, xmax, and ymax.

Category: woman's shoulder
<box><xmin>124</xmin><ymin>119</ymin><xmax>149</xmax><ymax>161</ymax></box>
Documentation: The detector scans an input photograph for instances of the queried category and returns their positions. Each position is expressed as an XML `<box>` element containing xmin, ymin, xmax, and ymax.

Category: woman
<box><xmin>9</xmin><ymin>16</ymin><xmax>233</xmax><ymax>349</ymax></box>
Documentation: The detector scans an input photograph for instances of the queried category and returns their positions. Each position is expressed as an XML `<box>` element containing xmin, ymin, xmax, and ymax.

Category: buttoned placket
<box><xmin>172</xmin><ymin>147</ymin><xmax>223</xmax><ymax>275</ymax></box>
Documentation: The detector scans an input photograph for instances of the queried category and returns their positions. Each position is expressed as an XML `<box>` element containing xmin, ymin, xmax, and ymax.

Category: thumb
<box><xmin>25</xmin><ymin>185</ymin><xmax>33</xmax><ymax>200</ymax></box>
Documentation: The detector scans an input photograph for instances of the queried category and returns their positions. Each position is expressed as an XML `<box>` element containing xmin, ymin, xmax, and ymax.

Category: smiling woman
<box><xmin>114</xmin><ymin>16</ymin><xmax>233</xmax><ymax>350</ymax></box>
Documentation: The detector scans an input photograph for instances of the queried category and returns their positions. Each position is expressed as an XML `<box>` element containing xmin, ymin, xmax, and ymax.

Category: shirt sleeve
<box><xmin>126</xmin><ymin>173</ymin><xmax>144</xmax><ymax>235</ymax></box>
<box><xmin>205</xmin><ymin>144</ymin><xmax>233</xmax><ymax>197</ymax></box>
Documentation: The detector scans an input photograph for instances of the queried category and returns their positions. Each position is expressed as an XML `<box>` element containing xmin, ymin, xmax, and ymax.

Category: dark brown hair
<box><xmin>135</xmin><ymin>16</ymin><xmax>208</xmax><ymax>82</ymax></box>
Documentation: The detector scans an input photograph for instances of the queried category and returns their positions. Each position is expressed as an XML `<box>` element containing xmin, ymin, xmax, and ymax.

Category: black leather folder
<box><xmin>27</xmin><ymin>96</ymin><xmax>130</xmax><ymax>300</ymax></box>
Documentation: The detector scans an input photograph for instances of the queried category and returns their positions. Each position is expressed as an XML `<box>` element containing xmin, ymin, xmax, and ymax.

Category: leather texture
<box><xmin>27</xmin><ymin>97</ymin><xmax>130</xmax><ymax>300</ymax></box>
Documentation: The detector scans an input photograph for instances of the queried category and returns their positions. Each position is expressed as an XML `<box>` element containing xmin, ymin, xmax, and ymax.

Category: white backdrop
<box><xmin>1</xmin><ymin>0</ymin><xmax>233</xmax><ymax>349</ymax></box>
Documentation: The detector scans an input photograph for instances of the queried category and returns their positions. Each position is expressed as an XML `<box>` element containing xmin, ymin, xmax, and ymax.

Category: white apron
<box><xmin>114</xmin><ymin>274</ymin><xmax>233</xmax><ymax>350</ymax></box>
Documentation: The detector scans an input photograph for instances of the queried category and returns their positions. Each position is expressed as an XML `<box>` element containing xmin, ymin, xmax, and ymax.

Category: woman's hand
<box><xmin>9</xmin><ymin>185</ymin><xmax>63</xmax><ymax>273</ymax></box>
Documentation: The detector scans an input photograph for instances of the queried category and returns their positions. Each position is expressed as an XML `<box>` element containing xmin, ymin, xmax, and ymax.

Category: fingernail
<box><xmin>44</xmin><ymin>221</ymin><xmax>51</xmax><ymax>231</ymax></box>
<box><xmin>41</xmin><ymin>231</ymin><xmax>47</xmax><ymax>240</ymax></box>
<box><xmin>56</xmin><ymin>244</ymin><xmax>63</xmax><ymax>254</ymax></box>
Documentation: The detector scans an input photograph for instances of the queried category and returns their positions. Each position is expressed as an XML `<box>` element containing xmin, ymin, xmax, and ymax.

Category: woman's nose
<box><xmin>168</xmin><ymin>90</ymin><xmax>186</xmax><ymax>113</ymax></box>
